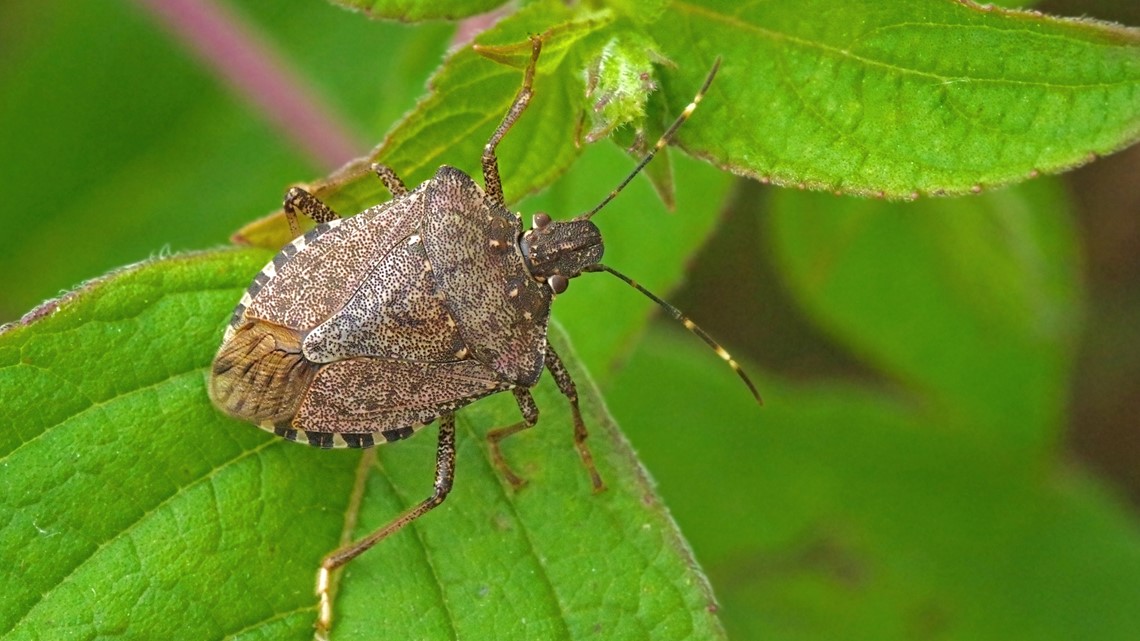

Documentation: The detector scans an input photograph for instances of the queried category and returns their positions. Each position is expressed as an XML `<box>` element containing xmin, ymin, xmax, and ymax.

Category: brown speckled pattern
<box><xmin>296</xmin><ymin>358</ymin><xmax>510</xmax><ymax>434</ymax></box>
<box><xmin>302</xmin><ymin>236</ymin><xmax>464</xmax><ymax>363</ymax></box>
<box><xmin>422</xmin><ymin>167</ymin><xmax>551</xmax><ymax>386</ymax></box>
<box><xmin>245</xmin><ymin>188</ymin><xmax>425</xmax><ymax>332</ymax></box>
<box><xmin>212</xmin><ymin>167</ymin><xmax>550</xmax><ymax>447</ymax></box>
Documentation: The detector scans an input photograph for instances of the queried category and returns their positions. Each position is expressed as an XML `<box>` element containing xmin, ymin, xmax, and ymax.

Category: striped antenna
<box><xmin>589</xmin><ymin>264</ymin><xmax>762</xmax><ymax>404</ymax></box>
<box><xmin>582</xmin><ymin>57</ymin><xmax>722</xmax><ymax>220</ymax></box>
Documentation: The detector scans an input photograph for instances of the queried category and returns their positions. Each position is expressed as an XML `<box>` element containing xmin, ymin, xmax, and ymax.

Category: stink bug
<box><xmin>208</xmin><ymin>37</ymin><xmax>759</xmax><ymax>637</ymax></box>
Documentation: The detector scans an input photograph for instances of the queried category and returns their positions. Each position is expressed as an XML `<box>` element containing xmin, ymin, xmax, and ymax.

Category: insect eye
<box><xmin>532</xmin><ymin>212</ymin><xmax>552</xmax><ymax>229</ymax></box>
<box><xmin>548</xmin><ymin>274</ymin><xmax>569</xmax><ymax>294</ymax></box>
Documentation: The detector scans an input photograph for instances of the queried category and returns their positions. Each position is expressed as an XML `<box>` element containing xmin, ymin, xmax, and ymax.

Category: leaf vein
<box><xmin>458</xmin><ymin>414</ymin><xmax>577</xmax><ymax>639</ymax></box>
<box><xmin>370</xmin><ymin>450</ymin><xmax>461</xmax><ymax>641</ymax></box>
<box><xmin>3</xmin><ymin>432</ymin><xmax>279</xmax><ymax>636</ymax></box>
<box><xmin>0</xmin><ymin>364</ymin><xmax>207</xmax><ymax>465</ymax></box>
<box><xmin>215</xmin><ymin>603</ymin><xmax>315</xmax><ymax>641</ymax></box>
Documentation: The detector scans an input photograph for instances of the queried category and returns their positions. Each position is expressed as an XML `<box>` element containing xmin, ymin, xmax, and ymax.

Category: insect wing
<box><xmin>243</xmin><ymin>190</ymin><xmax>425</xmax><ymax>333</ymax></box>
<box><xmin>295</xmin><ymin>357</ymin><xmax>512</xmax><ymax>436</ymax></box>
<box><xmin>301</xmin><ymin>233</ymin><xmax>466</xmax><ymax>364</ymax></box>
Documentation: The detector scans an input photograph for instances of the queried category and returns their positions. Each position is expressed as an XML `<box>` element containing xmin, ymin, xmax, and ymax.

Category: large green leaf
<box><xmin>645</xmin><ymin>0</ymin><xmax>1140</xmax><ymax>197</ymax></box>
<box><xmin>4</xmin><ymin>2</ymin><xmax>1139</xmax><ymax>641</ymax></box>
<box><xmin>264</xmin><ymin>0</ymin><xmax>1140</xmax><ymax>239</ymax></box>
<box><xmin>609</xmin><ymin>328</ymin><xmax>1140</xmax><ymax>641</ymax></box>
<box><xmin>768</xmin><ymin>178</ymin><xmax>1081</xmax><ymax>453</ymax></box>
<box><xmin>0</xmin><ymin>251</ymin><xmax>726</xmax><ymax>640</ymax></box>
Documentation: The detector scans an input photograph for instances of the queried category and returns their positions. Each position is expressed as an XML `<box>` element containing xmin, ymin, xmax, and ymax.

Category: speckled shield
<box><xmin>209</xmin><ymin>166</ymin><xmax>550</xmax><ymax>449</ymax></box>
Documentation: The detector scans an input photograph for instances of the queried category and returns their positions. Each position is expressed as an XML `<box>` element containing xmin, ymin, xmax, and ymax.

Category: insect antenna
<box><xmin>582</xmin><ymin>57</ymin><xmax>722</xmax><ymax>220</ymax></box>
<box><xmin>587</xmin><ymin>263</ymin><xmax>762</xmax><ymax>404</ymax></box>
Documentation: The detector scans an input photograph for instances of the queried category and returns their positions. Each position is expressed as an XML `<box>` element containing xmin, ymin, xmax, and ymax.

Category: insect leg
<box><xmin>481</xmin><ymin>36</ymin><xmax>542</xmax><ymax>207</ymax></box>
<box><xmin>544</xmin><ymin>345</ymin><xmax>605</xmax><ymax>492</ymax></box>
<box><xmin>370</xmin><ymin>162</ymin><xmax>408</xmax><ymax>197</ymax></box>
<box><xmin>486</xmin><ymin>387</ymin><xmax>539</xmax><ymax>489</ymax></box>
<box><xmin>314</xmin><ymin>414</ymin><xmax>457</xmax><ymax>639</ymax></box>
<box><xmin>283</xmin><ymin>186</ymin><xmax>340</xmax><ymax>238</ymax></box>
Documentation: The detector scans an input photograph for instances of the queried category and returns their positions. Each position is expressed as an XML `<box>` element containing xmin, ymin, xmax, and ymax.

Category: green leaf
<box><xmin>0</xmin><ymin>251</ymin><xmax>727</xmax><ymax>640</ymax></box>
<box><xmin>287</xmin><ymin>2</ymin><xmax>616</xmax><ymax>225</ymax></box>
<box><xmin>0</xmin><ymin>0</ymin><xmax>452</xmax><ymax>321</ymax></box>
<box><xmin>609</xmin><ymin>328</ymin><xmax>1140</xmax><ymax>641</ymax></box>
<box><xmin>645</xmin><ymin>0</ymin><xmax>1140</xmax><ymax>197</ymax></box>
<box><xmin>768</xmin><ymin>179</ymin><xmax>1081</xmax><ymax>452</ymax></box>
<box><xmin>328</xmin><ymin>0</ymin><xmax>509</xmax><ymax>22</ymax></box>
<box><xmin>5</xmin><ymin>4</ymin><xmax>1139</xmax><ymax>641</ymax></box>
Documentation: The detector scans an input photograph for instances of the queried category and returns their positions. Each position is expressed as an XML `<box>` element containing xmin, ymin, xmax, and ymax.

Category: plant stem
<box><xmin>132</xmin><ymin>0</ymin><xmax>365</xmax><ymax>171</ymax></box>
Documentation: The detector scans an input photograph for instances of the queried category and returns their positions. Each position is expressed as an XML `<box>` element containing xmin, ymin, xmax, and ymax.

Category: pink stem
<box><xmin>132</xmin><ymin>0</ymin><xmax>365</xmax><ymax>171</ymax></box>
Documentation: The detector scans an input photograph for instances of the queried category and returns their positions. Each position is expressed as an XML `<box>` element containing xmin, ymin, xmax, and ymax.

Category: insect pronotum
<box><xmin>208</xmin><ymin>36</ymin><xmax>759</xmax><ymax>638</ymax></box>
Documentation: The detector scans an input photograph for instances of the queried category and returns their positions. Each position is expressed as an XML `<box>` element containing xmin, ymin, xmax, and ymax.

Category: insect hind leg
<box><xmin>486</xmin><ymin>350</ymin><xmax>605</xmax><ymax>493</ymax></box>
<box><xmin>315</xmin><ymin>414</ymin><xmax>457</xmax><ymax>639</ymax></box>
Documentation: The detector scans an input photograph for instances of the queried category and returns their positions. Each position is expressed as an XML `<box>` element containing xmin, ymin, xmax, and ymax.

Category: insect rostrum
<box><xmin>208</xmin><ymin>36</ymin><xmax>752</xmax><ymax>639</ymax></box>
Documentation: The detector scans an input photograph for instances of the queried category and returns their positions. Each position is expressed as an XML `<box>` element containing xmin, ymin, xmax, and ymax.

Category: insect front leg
<box><xmin>544</xmin><ymin>345</ymin><xmax>605</xmax><ymax>492</ymax></box>
<box><xmin>370</xmin><ymin>162</ymin><xmax>408</xmax><ymax>197</ymax></box>
<box><xmin>481</xmin><ymin>36</ymin><xmax>542</xmax><ymax>206</ymax></box>
<box><xmin>486</xmin><ymin>387</ymin><xmax>539</xmax><ymax>489</ymax></box>
<box><xmin>283</xmin><ymin>187</ymin><xmax>341</xmax><ymax>238</ymax></box>
<box><xmin>314</xmin><ymin>415</ymin><xmax>457</xmax><ymax>640</ymax></box>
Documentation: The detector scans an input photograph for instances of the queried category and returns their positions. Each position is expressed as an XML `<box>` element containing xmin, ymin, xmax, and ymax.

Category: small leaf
<box><xmin>0</xmin><ymin>251</ymin><xmax>727</xmax><ymax>640</ymax></box>
<box><xmin>645</xmin><ymin>0</ymin><xmax>1140</xmax><ymax>197</ymax></box>
<box><xmin>580</xmin><ymin>33</ymin><xmax>664</xmax><ymax>144</ymax></box>
<box><xmin>610</xmin><ymin>328</ymin><xmax>1140</xmax><ymax>641</ymax></box>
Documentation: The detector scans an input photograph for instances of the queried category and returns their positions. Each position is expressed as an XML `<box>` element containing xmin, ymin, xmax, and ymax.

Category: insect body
<box><xmin>208</xmin><ymin>37</ymin><xmax>756</xmax><ymax>638</ymax></box>
<box><xmin>210</xmin><ymin>165</ymin><xmax>579</xmax><ymax>449</ymax></box>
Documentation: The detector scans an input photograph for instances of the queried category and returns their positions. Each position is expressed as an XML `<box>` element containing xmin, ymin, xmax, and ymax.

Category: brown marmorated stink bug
<box><xmin>208</xmin><ymin>36</ymin><xmax>759</xmax><ymax>637</ymax></box>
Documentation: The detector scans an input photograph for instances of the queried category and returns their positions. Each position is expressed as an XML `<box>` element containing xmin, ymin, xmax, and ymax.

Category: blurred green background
<box><xmin>2</xmin><ymin>1</ymin><xmax>1139</xmax><ymax>639</ymax></box>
